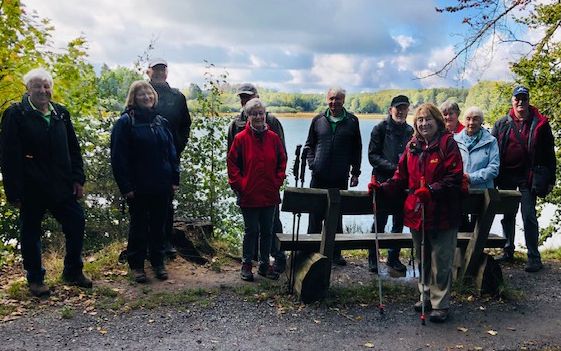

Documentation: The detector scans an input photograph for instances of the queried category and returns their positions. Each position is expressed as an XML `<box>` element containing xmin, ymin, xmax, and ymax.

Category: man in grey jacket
<box><xmin>305</xmin><ymin>87</ymin><xmax>362</xmax><ymax>266</ymax></box>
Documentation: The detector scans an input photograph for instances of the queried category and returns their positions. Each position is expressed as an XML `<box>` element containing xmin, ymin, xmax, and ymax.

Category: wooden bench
<box><xmin>277</xmin><ymin>187</ymin><xmax>521</xmax><ymax>303</ymax></box>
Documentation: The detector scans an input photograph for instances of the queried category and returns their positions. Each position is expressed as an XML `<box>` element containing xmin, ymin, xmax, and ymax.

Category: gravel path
<box><xmin>1</xmin><ymin>259</ymin><xmax>561</xmax><ymax>351</ymax></box>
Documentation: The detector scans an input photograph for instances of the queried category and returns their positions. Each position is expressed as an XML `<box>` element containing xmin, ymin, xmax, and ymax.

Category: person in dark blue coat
<box><xmin>111</xmin><ymin>80</ymin><xmax>179</xmax><ymax>283</ymax></box>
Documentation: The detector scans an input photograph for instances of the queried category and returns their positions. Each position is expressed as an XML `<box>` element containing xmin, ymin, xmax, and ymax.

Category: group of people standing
<box><xmin>0</xmin><ymin>59</ymin><xmax>192</xmax><ymax>295</ymax></box>
<box><xmin>1</xmin><ymin>64</ymin><xmax>556</xmax><ymax>319</ymax></box>
<box><xmin>227</xmin><ymin>83</ymin><xmax>555</xmax><ymax>324</ymax></box>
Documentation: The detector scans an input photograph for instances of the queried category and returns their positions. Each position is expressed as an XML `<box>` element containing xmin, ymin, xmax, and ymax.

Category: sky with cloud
<box><xmin>22</xmin><ymin>0</ymin><xmax>535</xmax><ymax>92</ymax></box>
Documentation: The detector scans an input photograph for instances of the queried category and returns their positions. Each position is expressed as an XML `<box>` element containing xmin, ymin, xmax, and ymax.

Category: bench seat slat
<box><xmin>275</xmin><ymin>232</ymin><xmax>506</xmax><ymax>251</ymax></box>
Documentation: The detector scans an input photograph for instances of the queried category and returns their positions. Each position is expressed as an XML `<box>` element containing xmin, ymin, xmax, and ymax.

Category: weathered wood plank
<box><xmin>319</xmin><ymin>189</ymin><xmax>340</xmax><ymax>286</ymax></box>
<box><xmin>276</xmin><ymin>232</ymin><xmax>506</xmax><ymax>251</ymax></box>
<box><xmin>281</xmin><ymin>187</ymin><xmax>521</xmax><ymax>216</ymax></box>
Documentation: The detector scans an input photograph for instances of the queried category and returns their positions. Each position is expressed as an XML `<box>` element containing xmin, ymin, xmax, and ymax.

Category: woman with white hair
<box><xmin>454</xmin><ymin>106</ymin><xmax>500</xmax><ymax>230</ymax></box>
<box><xmin>227</xmin><ymin>98</ymin><xmax>287</xmax><ymax>282</ymax></box>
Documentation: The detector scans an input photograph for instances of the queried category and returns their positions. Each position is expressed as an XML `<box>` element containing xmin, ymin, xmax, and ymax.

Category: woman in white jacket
<box><xmin>454</xmin><ymin>106</ymin><xmax>500</xmax><ymax>230</ymax></box>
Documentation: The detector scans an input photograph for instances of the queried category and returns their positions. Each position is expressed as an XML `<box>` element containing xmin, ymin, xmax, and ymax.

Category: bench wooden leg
<box><xmin>291</xmin><ymin>252</ymin><xmax>330</xmax><ymax>303</ymax></box>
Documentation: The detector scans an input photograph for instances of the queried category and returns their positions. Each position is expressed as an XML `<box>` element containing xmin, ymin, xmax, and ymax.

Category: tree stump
<box><xmin>290</xmin><ymin>252</ymin><xmax>330</xmax><ymax>304</ymax></box>
<box><xmin>172</xmin><ymin>219</ymin><xmax>214</xmax><ymax>264</ymax></box>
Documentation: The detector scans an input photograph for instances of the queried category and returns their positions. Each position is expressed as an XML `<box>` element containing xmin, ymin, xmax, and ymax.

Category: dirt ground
<box><xmin>1</xmin><ymin>254</ymin><xmax>561</xmax><ymax>351</ymax></box>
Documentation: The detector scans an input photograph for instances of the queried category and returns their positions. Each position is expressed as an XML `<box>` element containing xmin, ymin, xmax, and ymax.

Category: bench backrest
<box><xmin>281</xmin><ymin>187</ymin><xmax>521</xmax><ymax>216</ymax></box>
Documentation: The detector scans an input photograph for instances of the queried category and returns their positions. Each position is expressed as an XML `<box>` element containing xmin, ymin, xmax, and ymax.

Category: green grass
<box><xmin>5</xmin><ymin>279</ymin><xmax>30</xmax><ymax>301</ymax></box>
<box><xmin>83</xmin><ymin>241</ymin><xmax>127</xmax><ymax>280</ymax></box>
<box><xmin>60</xmin><ymin>306</ymin><xmax>75</xmax><ymax>319</ymax></box>
<box><xmin>325</xmin><ymin>280</ymin><xmax>416</xmax><ymax>306</ymax></box>
<box><xmin>0</xmin><ymin>304</ymin><xmax>17</xmax><ymax>318</ymax></box>
<box><xmin>542</xmin><ymin>247</ymin><xmax>561</xmax><ymax>261</ymax></box>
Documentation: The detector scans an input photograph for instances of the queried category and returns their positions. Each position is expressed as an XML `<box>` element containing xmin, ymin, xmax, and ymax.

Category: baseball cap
<box><xmin>512</xmin><ymin>86</ymin><xmax>529</xmax><ymax>97</ymax></box>
<box><xmin>237</xmin><ymin>83</ymin><xmax>258</xmax><ymax>96</ymax></box>
<box><xmin>148</xmin><ymin>58</ymin><xmax>168</xmax><ymax>68</ymax></box>
<box><xmin>390</xmin><ymin>95</ymin><xmax>410</xmax><ymax>107</ymax></box>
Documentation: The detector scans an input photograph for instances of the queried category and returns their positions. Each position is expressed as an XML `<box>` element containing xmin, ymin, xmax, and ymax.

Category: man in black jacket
<box><xmin>305</xmin><ymin>87</ymin><xmax>362</xmax><ymax>266</ymax></box>
<box><xmin>367</xmin><ymin>95</ymin><xmax>413</xmax><ymax>273</ymax></box>
<box><xmin>148</xmin><ymin>58</ymin><xmax>192</xmax><ymax>258</ymax></box>
<box><xmin>492</xmin><ymin>86</ymin><xmax>556</xmax><ymax>272</ymax></box>
<box><xmin>0</xmin><ymin>68</ymin><xmax>92</xmax><ymax>297</ymax></box>
<box><xmin>227</xmin><ymin>83</ymin><xmax>287</xmax><ymax>273</ymax></box>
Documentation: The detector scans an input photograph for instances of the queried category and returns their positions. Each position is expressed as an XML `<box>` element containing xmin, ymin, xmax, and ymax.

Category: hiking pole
<box><xmin>419</xmin><ymin>176</ymin><xmax>427</xmax><ymax>326</ymax></box>
<box><xmin>295</xmin><ymin>146</ymin><xmax>309</xmax><ymax>235</ymax></box>
<box><xmin>289</xmin><ymin>144</ymin><xmax>302</xmax><ymax>294</ymax></box>
<box><xmin>371</xmin><ymin>175</ymin><xmax>384</xmax><ymax>315</ymax></box>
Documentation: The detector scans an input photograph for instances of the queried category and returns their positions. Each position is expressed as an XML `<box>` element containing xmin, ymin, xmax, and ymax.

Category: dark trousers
<box><xmin>241</xmin><ymin>206</ymin><xmax>275</xmax><ymax>266</ymax></box>
<box><xmin>163</xmin><ymin>190</ymin><xmax>175</xmax><ymax>247</ymax></box>
<box><xmin>307</xmin><ymin>176</ymin><xmax>347</xmax><ymax>258</ymax></box>
<box><xmin>270</xmin><ymin>205</ymin><xmax>286</xmax><ymax>261</ymax></box>
<box><xmin>127</xmin><ymin>193</ymin><xmax>170</xmax><ymax>269</ymax></box>
<box><xmin>20</xmin><ymin>197</ymin><xmax>85</xmax><ymax>283</ymax></box>
<box><xmin>368</xmin><ymin>212</ymin><xmax>404</xmax><ymax>262</ymax></box>
<box><xmin>501</xmin><ymin>187</ymin><xmax>540</xmax><ymax>262</ymax></box>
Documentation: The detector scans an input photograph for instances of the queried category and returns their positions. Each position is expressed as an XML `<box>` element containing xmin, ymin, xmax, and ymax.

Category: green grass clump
<box><xmin>6</xmin><ymin>279</ymin><xmax>30</xmax><ymax>301</ymax></box>
<box><xmin>60</xmin><ymin>306</ymin><xmax>75</xmax><ymax>319</ymax></box>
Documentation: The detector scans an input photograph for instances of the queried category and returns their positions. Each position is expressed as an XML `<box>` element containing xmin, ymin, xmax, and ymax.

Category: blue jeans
<box><xmin>368</xmin><ymin>212</ymin><xmax>404</xmax><ymax>263</ymax></box>
<box><xmin>20</xmin><ymin>197</ymin><xmax>85</xmax><ymax>283</ymax></box>
<box><xmin>241</xmin><ymin>206</ymin><xmax>275</xmax><ymax>266</ymax></box>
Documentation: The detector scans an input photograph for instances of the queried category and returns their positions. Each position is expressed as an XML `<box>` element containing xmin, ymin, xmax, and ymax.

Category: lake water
<box><xmin>276</xmin><ymin>116</ymin><xmax>561</xmax><ymax>251</ymax></box>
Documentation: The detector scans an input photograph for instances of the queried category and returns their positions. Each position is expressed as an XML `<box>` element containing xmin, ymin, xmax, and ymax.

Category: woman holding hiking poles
<box><xmin>368</xmin><ymin>103</ymin><xmax>463</xmax><ymax>323</ymax></box>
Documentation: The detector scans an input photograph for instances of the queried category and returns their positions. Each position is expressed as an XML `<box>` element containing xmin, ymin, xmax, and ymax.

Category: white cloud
<box><xmin>20</xmin><ymin>0</ymin><xmax>535</xmax><ymax>91</ymax></box>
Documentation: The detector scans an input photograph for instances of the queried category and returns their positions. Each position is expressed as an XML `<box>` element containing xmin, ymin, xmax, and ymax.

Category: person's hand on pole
<box><xmin>367</xmin><ymin>175</ymin><xmax>380</xmax><ymax>195</ymax></box>
<box><xmin>414</xmin><ymin>177</ymin><xmax>431</xmax><ymax>204</ymax></box>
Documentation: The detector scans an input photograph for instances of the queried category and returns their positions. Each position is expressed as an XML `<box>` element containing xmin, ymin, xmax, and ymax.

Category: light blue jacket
<box><xmin>454</xmin><ymin>128</ymin><xmax>500</xmax><ymax>189</ymax></box>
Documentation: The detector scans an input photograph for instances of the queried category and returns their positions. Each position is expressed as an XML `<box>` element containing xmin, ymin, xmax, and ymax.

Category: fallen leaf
<box><xmin>313</xmin><ymin>319</ymin><xmax>321</xmax><ymax>324</ymax></box>
<box><xmin>474</xmin><ymin>347</ymin><xmax>483</xmax><ymax>350</ymax></box>
<box><xmin>479</xmin><ymin>306</ymin><xmax>486</xmax><ymax>311</ymax></box>
<box><xmin>455</xmin><ymin>345</ymin><xmax>464</xmax><ymax>349</ymax></box>
<box><xmin>288</xmin><ymin>327</ymin><xmax>297</xmax><ymax>331</ymax></box>
<box><xmin>148</xmin><ymin>319</ymin><xmax>155</xmax><ymax>323</ymax></box>
<box><xmin>457</xmin><ymin>327</ymin><xmax>468</xmax><ymax>333</ymax></box>
<box><xmin>487</xmin><ymin>330</ymin><xmax>498</xmax><ymax>336</ymax></box>
<box><xmin>507</xmin><ymin>327</ymin><xmax>516</xmax><ymax>331</ymax></box>
<box><xmin>355</xmin><ymin>315</ymin><xmax>363</xmax><ymax>321</ymax></box>
<box><xmin>364</xmin><ymin>342</ymin><xmax>374</xmax><ymax>348</ymax></box>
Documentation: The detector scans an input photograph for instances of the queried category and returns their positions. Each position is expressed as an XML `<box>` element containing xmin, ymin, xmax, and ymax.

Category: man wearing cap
<box><xmin>227</xmin><ymin>83</ymin><xmax>287</xmax><ymax>273</ymax></box>
<box><xmin>367</xmin><ymin>95</ymin><xmax>414</xmax><ymax>273</ymax></box>
<box><xmin>305</xmin><ymin>87</ymin><xmax>362</xmax><ymax>266</ymax></box>
<box><xmin>147</xmin><ymin>58</ymin><xmax>192</xmax><ymax>258</ymax></box>
<box><xmin>492</xmin><ymin>86</ymin><xmax>556</xmax><ymax>272</ymax></box>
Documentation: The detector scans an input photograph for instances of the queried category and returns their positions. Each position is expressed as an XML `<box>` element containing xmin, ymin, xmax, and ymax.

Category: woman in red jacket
<box><xmin>370</xmin><ymin>103</ymin><xmax>463</xmax><ymax>323</ymax></box>
<box><xmin>227</xmin><ymin>98</ymin><xmax>287</xmax><ymax>282</ymax></box>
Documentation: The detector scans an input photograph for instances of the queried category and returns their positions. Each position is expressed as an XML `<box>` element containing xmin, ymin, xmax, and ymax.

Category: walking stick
<box><xmin>371</xmin><ymin>175</ymin><xmax>384</xmax><ymax>314</ymax></box>
<box><xmin>288</xmin><ymin>145</ymin><xmax>302</xmax><ymax>294</ymax></box>
<box><xmin>295</xmin><ymin>147</ymin><xmax>309</xmax><ymax>234</ymax></box>
<box><xmin>419</xmin><ymin>176</ymin><xmax>427</xmax><ymax>325</ymax></box>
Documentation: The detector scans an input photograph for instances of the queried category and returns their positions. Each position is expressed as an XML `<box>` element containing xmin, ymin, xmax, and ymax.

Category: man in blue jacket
<box><xmin>0</xmin><ymin>68</ymin><xmax>92</xmax><ymax>297</ymax></box>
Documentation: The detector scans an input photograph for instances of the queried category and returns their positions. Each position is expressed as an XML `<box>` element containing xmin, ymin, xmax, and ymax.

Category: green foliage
<box><xmin>463</xmin><ymin>81</ymin><xmax>511</xmax><ymax>126</ymax></box>
<box><xmin>176</xmin><ymin>64</ymin><xmax>244</xmax><ymax>250</ymax></box>
<box><xmin>98</xmin><ymin>65</ymin><xmax>143</xmax><ymax>112</ymax></box>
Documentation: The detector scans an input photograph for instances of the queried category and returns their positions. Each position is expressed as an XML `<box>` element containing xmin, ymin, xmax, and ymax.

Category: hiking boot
<box><xmin>387</xmin><ymin>259</ymin><xmax>407</xmax><ymax>273</ymax></box>
<box><xmin>240</xmin><ymin>263</ymin><xmax>254</xmax><ymax>282</ymax></box>
<box><xmin>153</xmin><ymin>266</ymin><xmax>169</xmax><ymax>280</ymax></box>
<box><xmin>524</xmin><ymin>261</ymin><xmax>543</xmax><ymax>273</ymax></box>
<box><xmin>368</xmin><ymin>255</ymin><xmax>378</xmax><ymax>274</ymax></box>
<box><xmin>258</xmin><ymin>264</ymin><xmax>280</xmax><ymax>280</ymax></box>
<box><xmin>333</xmin><ymin>255</ymin><xmax>347</xmax><ymax>266</ymax></box>
<box><xmin>495</xmin><ymin>252</ymin><xmax>514</xmax><ymax>263</ymax></box>
<box><xmin>62</xmin><ymin>272</ymin><xmax>93</xmax><ymax>288</ymax></box>
<box><xmin>132</xmin><ymin>268</ymin><xmax>147</xmax><ymax>283</ymax></box>
<box><xmin>29</xmin><ymin>282</ymin><xmax>50</xmax><ymax>297</ymax></box>
<box><xmin>273</xmin><ymin>258</ymin><xmax>286</xmax><ymax>274</ymax></box>
<box><xmin>414</xmin><ymin>300</ymin><xmax>432</xmax><ymax>312</ymax></box>
<box><xmin>429</xmin><ymin>309</ymin><xmax>449</xmax><ymax>323</ymax></box>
